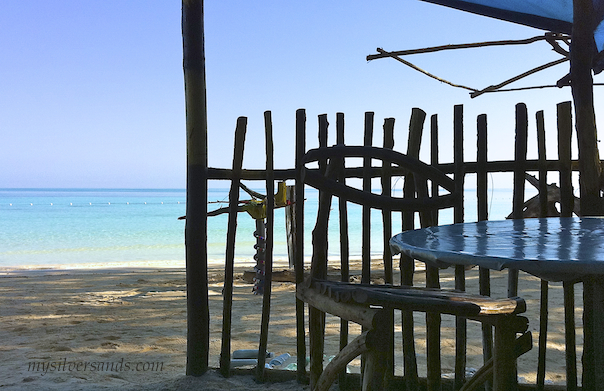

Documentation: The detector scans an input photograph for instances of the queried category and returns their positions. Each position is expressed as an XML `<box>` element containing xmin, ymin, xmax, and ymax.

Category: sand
<box><xmin>0</xmin><ymin>260</ymin><xmax>583</xmax><ymax>390</ymax></box>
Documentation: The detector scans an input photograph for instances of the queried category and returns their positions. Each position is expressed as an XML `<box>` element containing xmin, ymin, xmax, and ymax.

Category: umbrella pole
<box><xmin>571</xmin><ymin>0</ymin><xmax>603</xmax><ymax>216</ymax></box>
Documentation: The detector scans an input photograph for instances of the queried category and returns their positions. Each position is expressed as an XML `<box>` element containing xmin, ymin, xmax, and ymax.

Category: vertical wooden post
<box><xmin>382</xmin><ymin>118</ymin><xmax>395</xmax><ymax>285</ymax></box>
<box><xmin>219</xmin><ymin>117</ymin><xmax>247</xmax><ymax>377</ymax></box>
<box><xmin>362</xmin><ymin>112</ymin><xmax>374</xmax><ymax>284</ymax></box>
<box><xmin>427</xmin><ymin>113</ymin><xmax>443</xmax><ymax>391</ymax></box>
<box><xmin>336</xmin><ymin>112</ymin><xmax>349</xmax><ymax>285</ymax></box>
<box><xmin>295</xmin><ymin>109</ymin><xmax>307</xmax><ymax>383</ymax></box>
<box><xmin>360</xmin><ymin>112</ymin><xmax>374</xmax><ymax>389</ymax></box>
<box><xmin>557</xmin><ymin>101</ymin><xmax>578</xmax><ymax>391</ymax></box>
<box><xmin>453</xmin><ymin>105</ymin><xmax>465</xmax><ymax>224</ymax></box>
<box><xmin>401</xmin><ymin>108</ymin><xmax>425</xmax><ymax>391</ymax></box>
<box><xmin>430</xmin><ymin>114</ymin><xmax>440</xmax><ymax>227</ymax></box>
<box><xmin>582</xmin><ymin>277</ymin><xmax>604</xmax><ymax>390</ymax></box>
<box><xmin>308</xmin><ymin>114</ymin><xmax>330</xmax><ymax>389</ymax></box>
<box><xmin>477</xmin><ymin>114</ymin><xmax>488</xmax><ymax>222</ymax></box>
<box><xmin>512</xmin><ymin>103</ymin><xmax>528</xmax><ymax>222</ymax></box>
<box><xmin>285</xmin><ymin>185</ymin><xmax>296</xmax><ymax>269</ymax></box>
<box><xmin>182</xmin><ymin>0</ymin><xmax>209</xmax><ymax>376</ymax></box>
<box><xmin>381</xmin><ymin>118</ymin><xmax>396</xmax><ymax>386</ymax></box>
<box><xmin>477</xmin><ymin>113</ymin><xmax>493</xmax><ymax>391</ymax></box>
<box><xmin>336</xmin><ymin>112</ymin><xmax>351</xmax><ymax>390</ymax></box>
<box><xmin>535</xmin><ymin>110</ymin><xmax>549</xmax><ymax>391</ymax></box>
<box><xmin>563</xmin><ymin>280</ymin><xmax>578</xmax><ymax>391</ymax></box>
<box><xmin>572</xmin><ymin>0</ymin><xmax>603</xmax><ymax>216</ymax></box>
<box><xmin>453</xmin><ymin>104</ymin><xmax>466</xmax><ymax>391</ymax></box>
<box><xmin>558</xmin><ymin>102</ymin><xmax>575</xmax><ymax>216</ymax></box>
<box><xmin>256</xmin><ymin>111</ymin><xmax>275</xmax><ymax>381</ymax></box>
<box><xmin>536</xmin><ymin>111</ymin><xmax>548</xmax><ymax>218</ymax></box>
<box><xmin>318</xmin><ymin>115</ymin><xmax>329</xmax><ymax>176</ymax></box>
<box><xmin>509</xmin><ymin>103</ymin><xmax>528</xmax><ymax>298</ymax></box>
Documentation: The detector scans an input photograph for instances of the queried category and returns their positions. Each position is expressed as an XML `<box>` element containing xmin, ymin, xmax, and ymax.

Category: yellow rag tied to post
<box><xmin>242</xmin><ymin>182</ymin><xmax>288</xmax><ymax>220</ymax></box>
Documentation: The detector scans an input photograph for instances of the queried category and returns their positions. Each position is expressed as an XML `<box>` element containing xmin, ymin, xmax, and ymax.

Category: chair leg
<box><xmin>362</xmin><ymin>349</ymin><xmax>388</xmax><ymax>391</ymax></box>
<box><xmin>563</xmin><ymin>281</ymin><xmax>577</xmax><ymax>391</ymax></box>
<box><xmin>362</xmin><ymin>323</ymin><xmax>390</xmax><ymax>391</ymax></box>
<box><xmin>315</xmin><ymin>331</ymin><xmax>371</xmax><ymax>391</ymax></box>
<box><xmin>309</xmin><ymin>306</ymin><xmax>326</xmax><ymax>389</ymax></box>
<box><xmin>493</xmin><ymin>322</ymin><xmax>518</xmax><ymax>391</ymax></box>
<box><xmin>460</xmin><ymin>331</ymin><xmax>531</xmax><ymax>391</ymax></box>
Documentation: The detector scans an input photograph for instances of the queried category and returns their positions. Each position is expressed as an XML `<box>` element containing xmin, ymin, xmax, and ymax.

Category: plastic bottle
<box><xmin>268</xmin><ymin>353</ymin><xmax>291</xmax><ymax>368</ymax></box>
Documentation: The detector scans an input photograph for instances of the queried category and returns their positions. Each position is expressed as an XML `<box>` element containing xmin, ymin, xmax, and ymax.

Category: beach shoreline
<box><xmin>0</xmin><ymin>260</ymin><xmax>580</xmax><ymax>390</ymax></box>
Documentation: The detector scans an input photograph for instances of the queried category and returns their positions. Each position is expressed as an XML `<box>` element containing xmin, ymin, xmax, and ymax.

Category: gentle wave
<box><xmin>1</xmin><ymin>243</ymin><xmax>184</xmax><ymax>256</ymax></box>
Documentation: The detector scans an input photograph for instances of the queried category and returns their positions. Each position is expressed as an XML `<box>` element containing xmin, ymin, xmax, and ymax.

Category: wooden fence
<box><xmin>195</xmin><ymin>101</ymin><xmax>583</xmax><ymax>390</ymax></box>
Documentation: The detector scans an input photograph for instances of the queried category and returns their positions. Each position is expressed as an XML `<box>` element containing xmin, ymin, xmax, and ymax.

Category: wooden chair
<box><xmin>295</xmin><ymin>144</ymin><xmax>531</xmax><ymax>391</ymax></box>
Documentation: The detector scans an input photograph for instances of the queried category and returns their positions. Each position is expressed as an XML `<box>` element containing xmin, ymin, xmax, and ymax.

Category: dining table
<box><xmin>390</xmin><ymin>217</ymin><xmax>604</xmax><ymax>390</ymax></box>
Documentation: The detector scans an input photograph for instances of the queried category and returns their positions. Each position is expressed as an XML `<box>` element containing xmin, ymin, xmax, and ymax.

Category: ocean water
<box><xmin>0</xmin><ymin>187</ymin><xmax>530</xmax><ymax>269</ymax></box>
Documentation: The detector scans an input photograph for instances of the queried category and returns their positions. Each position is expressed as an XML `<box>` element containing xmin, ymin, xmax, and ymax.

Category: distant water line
<box><xmin>0</xmin><ymin>187</ymin><xmax>524</xmax><ymax>269</ymax></box>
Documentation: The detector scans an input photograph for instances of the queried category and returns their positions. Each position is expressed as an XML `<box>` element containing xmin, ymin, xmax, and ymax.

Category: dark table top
<box><xmin>390</xmin><ymin>217</ymin><xmax>604</xmax><ymax>282</ymax></box>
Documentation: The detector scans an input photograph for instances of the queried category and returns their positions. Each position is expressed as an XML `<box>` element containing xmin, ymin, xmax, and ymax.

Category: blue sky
<box><xmin>1</xmin><ymin>1</ymin><xmax>602</xmax><ymax>189</ymax></box>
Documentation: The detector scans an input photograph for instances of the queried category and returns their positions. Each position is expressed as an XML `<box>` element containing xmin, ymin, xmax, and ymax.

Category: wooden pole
<box><xmin>381</xmin><ymin>118</ymin><xmax>396</xmax><ymax>386</ymax></box>
<box><xmin>336</xmin><ymin>113</ymin><xmax>351</xmax><ymax>390</ymax></box>
<box><xmin>219</xmin><ymin>117</ymin><xmax>247</xmax><ymax>377</ymax></box>
<box><xmin>509</xmin><ymin>103</ymin><xmax>528</xmax><ymax>298</ymax></box>
<box><xmin>294</xmin><ymin>109</ymin><xmax>307</xmax><ymax>383</ymax></box>
<box><xmin>402</xmin><ymin>108</ymin><xmax>425</xmax><ymax>391</ymax></box>
<box><xmin>558</xmin><ymin>102</ymin><xmax>575</xmax><ymax>216</ymax></box>
<box><xmin>362</xmin><ymin>112</ymin><xmax>374</xmax><ymax>284</ymax></box>
<box><xmin>572</xmin><ymin>0</ymin><xmax>603</xmax><ymax>216</ymax></box>
<box><xmin>382</xmin><ymin>118</ymin><xmax>395</xmax><ymax>285</ymax></box>
<box><xmin>182</xmin><ymin>0</ymin><xmax>209</xmax><ymax>376</ymax></box>
<box><xmin>431</xmin><ymin>114</ymin><xmax>440</xmax><ymax>227</ymax></box>
<box><xmin>536</xmin><ymin>110</ymin><xmax>549</xmax><ymax>391</ymax></box>
<box><xmin>256</xmin><ymin>111</ymin><xmax>275</xmax><ymax>381</ymax></box>
<box><xmin>453</xmin><ymin>104</ymin><xmax>467</xmax><ymax>391</ymax></box>
<box><xmin>477</xmin><ymin>112</ymin><xmax>493</xmax><ymax>391</ymax></box>
<box><xmin>557</xmin><ymin>101</ymin><xmax>579</xmax><ymax>390</ymax></box>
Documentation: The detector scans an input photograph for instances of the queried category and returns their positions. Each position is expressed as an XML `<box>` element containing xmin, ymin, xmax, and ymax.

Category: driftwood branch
<box><xmin>545</xmin><ymin>33</ymin><xmax>570</xmax><ymax>57</ymax></box>
<box><xmin>240</xmin><ymin>182</ymin><xmax>265</xmax><ymax>200</ymax></box>
<box><xmin>506</xmin><ymin>173</ymin><xmax>581</xmax><ymax>218</ymax></box>
<box><xmin>367</xmin><ymin>34</ymin><xmax>569</xmax><ymax>60</ymax></box>
<box><xmin>475</xmin><ymin>83</ymin><xmax>604</xmax><ymax>94</ymax></box>
<box><xmin>314</xmin><ymin>331</ymin><xmax>371</xmax><ymax>391</ymax></box>
<box><xmin>470</xmin><ymin>58</ymin><xmax>569</xmax><ymax>98</ymax></box>
<box><xmin>374</xmin><ymin>48</ymin><xmax>478</xmax><ymax>92</ymax></box>
<box><xmin>369</xmin><ymin>33</ymin><xmax>576</xmax><ymax>99</ymax></box>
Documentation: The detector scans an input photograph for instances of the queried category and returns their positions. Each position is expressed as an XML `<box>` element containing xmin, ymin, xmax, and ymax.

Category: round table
<box><xmin>390</xmin><ymin>217</ymin><xmax>604</xmax><ymax>390</ymax></box>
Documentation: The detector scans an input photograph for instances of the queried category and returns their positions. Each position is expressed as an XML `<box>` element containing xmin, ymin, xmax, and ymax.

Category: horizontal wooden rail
<box><xmin>208</xmin><ymin>159</ymin><xmax>582</xmax><ymax>182</ymax></box>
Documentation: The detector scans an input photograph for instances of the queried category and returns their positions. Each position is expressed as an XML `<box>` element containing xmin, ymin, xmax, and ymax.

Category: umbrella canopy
<box><xmin>420</xmin><ymin>0</ymin><xmax>603</xmax><ymax>216</ymax></box>
<box><xmin>422</xmin><ymin>0</ymin><xmax>604</xmax><ymax>64</ymax></box>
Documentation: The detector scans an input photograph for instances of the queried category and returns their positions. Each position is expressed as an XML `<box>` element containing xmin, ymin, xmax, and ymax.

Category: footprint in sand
<box><xmin>100</xmin><ymin>341</ymin><xmax>119</xmax><ymax>349</ymax></box>
<box><xmin>50</xmin><ymin>345</ymin><xmax>73</xmax><ymax>352</ymax></box>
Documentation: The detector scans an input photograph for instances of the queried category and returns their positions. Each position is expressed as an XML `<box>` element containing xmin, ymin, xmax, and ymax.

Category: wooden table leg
<box><xmin>582</xmin><ymin>277</ymin><xmax>604</xmax><ymax>390</ymax></box>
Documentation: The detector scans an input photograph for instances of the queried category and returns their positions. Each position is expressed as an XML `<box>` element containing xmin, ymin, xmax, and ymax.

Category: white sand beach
<box><xmin>0</xmin><ymin>260</ymin><xmax>582</xmax><ymax>390</ymax></box>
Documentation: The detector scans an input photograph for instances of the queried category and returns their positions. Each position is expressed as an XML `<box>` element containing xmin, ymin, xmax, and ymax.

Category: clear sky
<box><xmin>1</xmin><ymin>1</ymin><xmax>602</xmax><ymax>189</ymax></box>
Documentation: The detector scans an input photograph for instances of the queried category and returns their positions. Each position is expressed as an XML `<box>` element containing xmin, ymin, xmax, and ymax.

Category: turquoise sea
<box><xmin>0</xmin><ymin>187</ymin><xmax>529</xmax><ymax>269</ymax></box>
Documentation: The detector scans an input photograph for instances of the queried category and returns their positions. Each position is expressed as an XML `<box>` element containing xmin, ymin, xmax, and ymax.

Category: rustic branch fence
<box><xmin>195</xmin><ymin>101</ymin><xmax>584</xmax><ymax>390</ymax></box>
